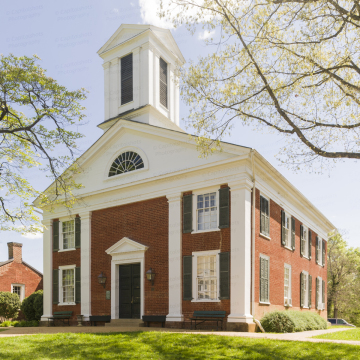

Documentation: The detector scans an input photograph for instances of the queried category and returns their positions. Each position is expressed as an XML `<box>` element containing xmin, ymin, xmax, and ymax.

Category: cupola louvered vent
<box><xmin>121</xmin><ymin>53</ymin><xmax>133</xmax><ymax>105</ymax></box>
<box><xmin>160</xmin><ymin>58</ymin><xmax>168</xmax><ymax>108</ymax></box>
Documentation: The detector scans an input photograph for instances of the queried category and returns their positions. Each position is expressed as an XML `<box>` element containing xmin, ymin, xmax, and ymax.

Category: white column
<box><xmin>166</xmin><ymin>193</ymin><xmax>184</xmax><ymax>322</ymax></box>
<box><xmin>80</xmin><ymin>211</ymin><xmax>92</xmax><ymax>321</ymax></box>
<box><xmin>41</xmin><ymin>219</ymin><xmax>53</xmax><ymax>321</ymax></box>
<box><xmin>109</xmin><ymin>58</ymin><xmax>119</xmax><ymax>118</ymax></box>
<box><xmin>132</xmin><ymin>47</ymin><xmax>140</xmax><ymax>109</ymax></box>
<box><xmin>227</xmin><ymin>181</ymin><xmax>254</xmax><ymax>323</ymax></box>
<box><xmin>103</xmin><ymin>62</ymin><xmax>111</xmax><ymax>121</ymax></box>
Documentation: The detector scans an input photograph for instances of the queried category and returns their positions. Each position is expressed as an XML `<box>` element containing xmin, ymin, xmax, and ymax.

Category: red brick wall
<box><xmin>90</xmin><ymin>197</ymin><xmax>169</xmax><ymax>317</ymax></box>
<box><xmin>254</xmin><ymin>188</ymin><xmax>327</xmax><ymax>319</ymax></box>
<box><xmin>182</xmin><ymin>185</ymin><xmax>231</xmax><ymax>322</ymax></box>
<box><xmin>0</xmin><ymin>261</ymin><xmax>43</xmax><ymax>298</ymax></box>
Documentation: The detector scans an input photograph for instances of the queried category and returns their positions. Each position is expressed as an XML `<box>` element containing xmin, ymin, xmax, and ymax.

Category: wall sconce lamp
<box><xmin>98</xmin><ymin>272</ymin><xmax>107</xmax><ymax>289</ymax></box>
<box><xmin>146</xmin><ymin>268</ymin><xmax>156</xmax><ymax>286</ymax></box>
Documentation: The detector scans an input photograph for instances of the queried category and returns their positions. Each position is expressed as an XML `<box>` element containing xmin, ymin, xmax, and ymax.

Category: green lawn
<box><xmin>314</xmin><ymin>328</ymin><xmax>360</xmax><ymax>341</ymax></box>
<box><xmin>0</xmin><ymin>332</ymin><xmax>359</xmax><ymax>359</ymax></box>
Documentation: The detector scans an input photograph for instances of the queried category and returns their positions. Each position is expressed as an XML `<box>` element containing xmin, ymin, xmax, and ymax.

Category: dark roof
<box><xmin>97</xmin><ymin>105</ymin><xmax>148</xmax><ymax>128</ymax></box>
<box><xmin>0</xmin><ymin>259</ymin><xmax>12</xmax><ymax>267</ymax></box>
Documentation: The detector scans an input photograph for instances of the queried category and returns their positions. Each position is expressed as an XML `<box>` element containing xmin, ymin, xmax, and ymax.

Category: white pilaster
<box><xmin>109</xmin><ymin>58</ymin><xmax>119</xmax><ymax>119</ymax></box>
<box><xmin>103</xmin><ymin>62</ymin><xmax>111</xmax><ymax>121</ymax></box>
<box><xmin>140</xmin><ymin>43</ymin><xmax>154</xmax><ymax>107</ymax></box>
<box><xmin>227</xmin><ymin>180</ymin><xmax>254</xmax><ymax>323</ymax></box>
<box><xmin>166</xmin><ymin>193</ymin><xmax>183</xmax><ymax>322</ymax></box>
<box><xmin>79</xmin><ymin>211</ymin><xmax>92</xmax><ymax>321</ymax></box>
<box><xmin>132</xmin><ymin>47</ymin><xmax>140</xmax><ymax>109</ymax></box>
<box><xmin>41</xmin><ymin>219</ymin><xmax>53</xmax><ymax>321</ymax></box>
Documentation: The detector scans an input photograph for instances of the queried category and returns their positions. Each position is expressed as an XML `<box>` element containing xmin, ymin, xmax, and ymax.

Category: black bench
<box><xmin>48</xmin><ymin>311</ymin><xmax>73</xmax><ymax>326</ymax></box>
<box><xmin>190</xmin><ymin>311</ymin><xmax>226</xmax><ymax>331</ymax></box>
<box><xmin>142</xmin><ymin>315</ymin><xmax>166</xmax><ymax>328</ymax></box>
<box><xmin>89</xmin><ymin>315</ymin><xmax>111</xmax><ymax>326</ymax></box>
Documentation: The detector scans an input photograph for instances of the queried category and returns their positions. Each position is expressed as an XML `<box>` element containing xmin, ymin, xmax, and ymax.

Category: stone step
<box><xmin>105</xmin><ymin>319</ymin><xmax>144</xmax><ymax>327</ymax></box>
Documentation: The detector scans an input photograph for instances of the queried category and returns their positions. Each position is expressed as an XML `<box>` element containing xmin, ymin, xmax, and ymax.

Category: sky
<box><xmin>1</xmin><ymin>0</ymin><xmax>359</xmax><ymax>273</ymax></box>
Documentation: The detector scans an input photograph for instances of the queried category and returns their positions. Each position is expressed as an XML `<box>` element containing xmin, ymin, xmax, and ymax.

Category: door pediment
<box><xmin>106</xmin><ymin>237</ymin><xmax>148</xmax><ymax>256</ymax></box>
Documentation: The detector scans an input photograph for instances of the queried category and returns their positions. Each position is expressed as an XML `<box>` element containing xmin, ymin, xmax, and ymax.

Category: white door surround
<box><xmin>105</xmin><ymin>237</ymin><xmax>148</xmax><ymax>320</ymax></box>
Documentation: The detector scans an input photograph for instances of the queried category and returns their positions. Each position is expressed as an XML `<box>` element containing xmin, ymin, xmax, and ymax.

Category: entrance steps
<box><xmin>105</xmin><ymin>319</ymin><xmax>144</xmax><ymax>327</ymax></box>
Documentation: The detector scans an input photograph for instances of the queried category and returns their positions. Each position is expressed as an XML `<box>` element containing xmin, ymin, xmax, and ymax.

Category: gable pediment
<box><xmin>105</xmin><ymin>237</ymin><xmax>148</xmax><ymax>256</ymax></box>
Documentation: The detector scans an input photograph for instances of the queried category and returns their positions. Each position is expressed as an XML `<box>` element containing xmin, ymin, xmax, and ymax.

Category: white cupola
<box><xmin>97</xmin><ymin>24</ymin><xmax>186</xmax><ymax>132</ymax></box>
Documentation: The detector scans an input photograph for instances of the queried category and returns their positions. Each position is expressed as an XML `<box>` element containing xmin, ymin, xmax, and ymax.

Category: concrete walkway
<box><xmin>0</xmin><ymin>325</ymin><xmax>357</xmax><ymax>345</ymax></box>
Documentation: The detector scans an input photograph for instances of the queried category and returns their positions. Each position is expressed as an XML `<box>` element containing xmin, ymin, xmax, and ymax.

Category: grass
<box><xmin>314</xmin><ymin>328</ymin><xmax>360</xmax><ymax>341</ymax></box>
<box><xmin>0</xmin><ymin>332</ymin><xmax>359</xmax><ymax>359</ymax></box>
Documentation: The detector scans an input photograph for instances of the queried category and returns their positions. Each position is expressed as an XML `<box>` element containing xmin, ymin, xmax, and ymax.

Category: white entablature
<box><xmin>97</xmin><ymin>24</ymin><xmax>185</xmax><ymax>132</ymax></box>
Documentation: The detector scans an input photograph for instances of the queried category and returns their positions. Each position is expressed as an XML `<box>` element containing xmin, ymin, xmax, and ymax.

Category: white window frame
<box><xmin>260</xmin><ymin>194</ymin><xmax>270</xmax><ymax>239</ymax></box>
<box><xmin>284</xmin><ymin>264</ymin><xmax>292</xmax><ymax>307</ymax></box>
<box><xmin>192</xmin><ymin>250</ymin><xmax>220</xmax><ymax>302</ymax></box>
<box><xmin>317</xmin><ymin>238</ymin><xmax>322</xmax><ymax>266</ymax></box>
<box><xmin>58</xmin><ymin>264</ymin><xmax>76</xmax><ymax>306</ymax></box>
<box><xmin>192</xmin><ymin>187</ymin><xmax>220</xmax><ymax>234</ymax></box>
<box><xmin>302</xmin><ymin>271</ymin><xmax>309</xmax><ymax>308</ymax></box>
<box><xmin>11</xmin><ymin>284</ymin><xmax>25</xmax><ymax>302</ymax></box>
<box><xmin>301</xmin><ymin>225</ymin><xmax>309</xmax><ymax>259</ymax></box>
<box><xmin>58</xmin><ymin>217</ymin><xmax>76</xmax><ymax>252</ymax></box>
<box><xmin>284</xmin><ymin>212</ymin><xmax>292</xmax><ymax>250</ymax></box>
<box><xmin>259</xmin><ymin>253</ymin><xmax>270</xmax><ymax>304</ymax></box>
<box><xmin>317</xmin><ymin>276</ymin><xmax>325</xmax><ymax>310</ymax></box>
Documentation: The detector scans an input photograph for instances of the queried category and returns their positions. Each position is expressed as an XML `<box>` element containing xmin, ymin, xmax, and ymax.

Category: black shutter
<box><xmin>281</xmin><ymin>210</ymin><xmax>286</xmax><ymax>246</ymax></box>
<box><xmin>291</xmin><ymin>217</ymin><xmax>296</xmax><ymax>251</ymax></box>
<box><xmin>300</xmin><ymin>225</ymin><xmax>304</xmax><ymax>257</ymax></box>
<box><xmin>316</xmin><ymin>277</ymin><xmax>319</xmax><ymax>309</ymax></box>
<box><xmin>322</xmin><ymin>279</ymin><xmax>325</xmax><ymax>306</ymax></box>
<box><xmin>300</xmin><ymin>272</ymin><xmax>304</xmax><ymax>307</ymax></box>
<box><xmin>260</xmin><ymin>196</ymin><xmax>264</xmax><ymax>234</ymax></box>
<box><xmin>183</xmin><ymin>194</ymin><xmax>193</xmax><ymax>233</ymax></box>
<box><xmin>315</xmin><ymin>237</ymin><xmax>319</xmax><ymax>264</ymax></box>
<box><xmin>219</xmin><ymin>252</ymin><xmax>230</xmax><ymax>299</ymax></box>
<box><xmin>308</xmin><ymin>230</ymin><xmax>312</xmax><ymax>260</ymax></box>
<box><xmin>322</xmin><ymin>240</ymin><xmax>326</xmax><ymax>267</ymax></box>
<box><xmin>121</xmin><ymin>53</ymin><xmax>133</xmax><ymax>105</ymax></box>
<box><xmin>183</xmin><ymin>256</ymin><xmax>192</xmax><ymax>300</ymax></box>
<box><xmin>53</xmin><ymin>269</ymin><xmax>59</xmax><ymax>304</ymax></box>
<box><xmin>308</xmin><ymin>274</ymin><xmax>312</xmax><ymax>309</ymax></box>
<box><xmin>75</xmin><ymin>267</ymin><xmax>81</xmax><ymax>303</ymax></box>
<box><xmin>219</xmin><ymin>187</ymin><xmax>230</xmax><ymax>229</ymax></box>
<box><xmin>75</xmin><ymin>217</ymin><xmax>81</xmax><ymax>249</ymax></box>
<box><xmin>53</xmin><ymin>220</ymin><xmax>59</xmax><ymax>252</ymax></box>
<box><xmin>160</xmin><ymin>58</ymin><xmax>168</xmax><ymax>108</ymax></box>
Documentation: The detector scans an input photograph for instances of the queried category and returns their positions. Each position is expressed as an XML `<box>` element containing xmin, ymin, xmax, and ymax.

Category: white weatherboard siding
<box><xmin>41</xmin><ymin>219</ymin><xmax>52</xmax><ymax>321</ymax></box>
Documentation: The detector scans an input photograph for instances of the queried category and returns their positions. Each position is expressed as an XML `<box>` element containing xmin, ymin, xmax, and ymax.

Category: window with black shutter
<box><xmin>260</xmin><ymin>195</ymin><xmax>270</xmax><ymax>237</ymax></box>
<box><xmin>183</xmin><ymin>194</ymin><xmax>193</xmax><ymax>233</ymax></box>
<box><xmin>75</xmin><ymin>267</ymin><xmax>81</xmax><ymax>303</ymax></box>
<box><xmin>322</xmin><ymin>240</ymin><xmax>326</xmax><ymax>267</ymax></box>
<box><xmin>53</xmin><ymin>220</ymin><xmax>59</xmax><ymax>252</ymax></box>
<box><xmin>219</xmin><ymin>187</ymin><xmax>230</xmax><ymax>229</ymax></box>
<box><xmin>291</xmin><ymin>217</ymin><xmax>296</xmax><ymax>251</ymax></box>
<box><xmin>219</xmin><ymin>252</ymin><xmax>229</xmax><ymax>299</ymax></box>
<box><xmin>183</xmin><ymin>256</ymin><xmax>192</xmax><ymax>300</ymax></box>
<box><xmin>53</xmin><ymin>269</ymin><xmax>59</xmax><ymax>304</ymax></box>
<box><xmin>160</xmin><ymin>58</ymin><xmax>168</xmax><ymax>108</ymax></box>
<box><xmin>308</xmin><ymin>274</ymin><xmax>312</xmax><ymax>308</ymax></box>
<box><xmin>308</xmin><ymin>230</ymin><xmax>312</xmax><ymax>260</ymax></box>
<box><xmin>75</xmin><ymin>217</ymin><xmax>81</xmax><ymax>249</ymax></box>
<box><xmin>121</xmin><ymin>53</ymin><xmax>133</xmax><ymax>105</ymax></box>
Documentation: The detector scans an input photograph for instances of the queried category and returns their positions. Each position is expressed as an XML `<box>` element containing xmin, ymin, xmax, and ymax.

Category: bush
<box><xmin>0</xmin><ymin>320</ymin><xmax>38</xmax><ymax>327</ymax></box>
<box><xmin>0</xmin><ymin>292</ymin><xmax>21</xmax><ymax>320</ymax></box>
<box><xmin>260</xmin><ymin>310</ymin><xmax>328</xmax><ymax>333</ymax></box>
<box><xmin>21</xmin><ymin>290</ymin><xmax>43</xmax><ymax>321</ymax></box>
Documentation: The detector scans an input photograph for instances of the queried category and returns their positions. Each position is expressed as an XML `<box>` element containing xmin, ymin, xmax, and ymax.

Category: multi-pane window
<box><xmin>316</xmin><ymin>238</ymin><xmax>322</xmax><ymax>265</ymax></box>
<box><xmin>197</xmin><ymin>193</ymin><xmax>217</xmax><ymax>231</ymax></box>
<box><xmin>62</xmin><ymin>269</ymin><xmax>75</xmax><ymax>303</ymax></box>
<box><xmin>260</xmin><ymin>255</ymin><xmax>269</xmax><ymax>303</ymax></box>
<box><xmin>260</xmin><ymin>196</ymin><xmax>270</xmax><ymax>237</ymax></box>
<box><xmin>301</xmin><ymin>271</ymin><xmax>312</xmax><ymax>308</ymax></box>
<box><xmin>12</xmin><ymin>286</ymin><xmax>21</xmax><ymax>298</ymax></box>
<box><xmin>284</xmin><ymin>214</ymin><xmax>291</xmax><ymax>248</ymax></box>
<box><xmin>159</xmin><ymin>58</ymin><xmax>168</xmax><ymax>108</ymax></box>
<box><xmin>316</xmin><ymin>277</ymin><xmax>325</xmax><ymax>310</ymax></box>
<box><xmin>121</xmin><ymin>53</ymin><xmax>133</xmax><ymax>105</ymax></box>
<box><xmin>196</xmin><ymin>255</ymin><xmax>217</xmax><ymax>300</ymax></box>
<box><xmin>62</xmin><ymin>220</ymin><xmax>75</xmax><ymax>250</ymax></box>
<box><xmin>301</xmin><ymin>226</ymin><xmax>308</xmax><ymax>257</ymax></box>
<box><xmin>284</xmin><ymin>264</ymin><xmax>291</xmax><ymax>306</ymax></box>
<box><xmin>108</xmin><ymin>151</ymin><xmax>144</xmax><ymax>177</ymax></box>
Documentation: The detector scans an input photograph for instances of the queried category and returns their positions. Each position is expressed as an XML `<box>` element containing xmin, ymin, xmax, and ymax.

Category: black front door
<box><xmin>119</xmin><ymin>263</ymin><xmax>141</xmax><ymax>319</ymax></box>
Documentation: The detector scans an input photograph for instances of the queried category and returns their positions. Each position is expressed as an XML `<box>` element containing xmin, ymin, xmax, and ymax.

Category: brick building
<box><xmin>37</xmin><ymin>24</ymin><xmax>334</xmax><ymax>331</ymax></box>
<box><xmin>0</xmin><ymin>242</ymin><xmax>43</xmax><ymax>301</ymax></box>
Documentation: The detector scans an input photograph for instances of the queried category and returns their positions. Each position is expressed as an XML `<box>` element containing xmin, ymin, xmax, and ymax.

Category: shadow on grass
<box><xmin>0</xmin><ymin>331</ymin><xmax>359</xmax><ymax>359</ymax></box>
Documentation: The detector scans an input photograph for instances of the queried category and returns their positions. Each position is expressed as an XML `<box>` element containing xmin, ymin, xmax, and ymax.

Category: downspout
<box><xmin>250</xmin><ymin>149</ymin><xmax>256</xmax><ymax>318</ymax></box>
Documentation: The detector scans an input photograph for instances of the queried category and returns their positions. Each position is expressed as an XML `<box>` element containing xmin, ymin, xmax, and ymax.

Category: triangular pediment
<box><xmin>106</xmin><ymin>237</ymin><xmax>148</xmax><ymax>256</ymax></box>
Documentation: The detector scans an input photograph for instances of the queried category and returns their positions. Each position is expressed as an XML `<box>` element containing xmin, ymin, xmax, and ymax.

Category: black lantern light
<box><xmin>98</xmin><ymin>272</ymin><xmax>107</xmax><ymax>288</ymax></box>
<box><xmin>146</xmin><ymin>268</ymin><xmax>156</xmax><ymax>286</ymax></box>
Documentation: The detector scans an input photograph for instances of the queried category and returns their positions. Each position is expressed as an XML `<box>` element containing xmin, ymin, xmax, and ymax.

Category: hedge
<box><xmin>0</xmin><ymin>292</ymin><xmax>21</xmax><ymax>320</ymax></box>
<box><xmin>21</xmin><ymin>290</ymin><xmax>43</xmax><ymax>321</ymax></box>
<box><xmin>0</xmin><ymin>320</ymin><xmax>38</xmax><ymax>327</ymax></box>
<box><xmin>260</xmin><ymin>310</ymin><xmax>328</xmax><ymax>333</ymax></box>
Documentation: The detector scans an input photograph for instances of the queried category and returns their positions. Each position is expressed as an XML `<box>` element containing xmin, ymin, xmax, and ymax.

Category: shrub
<box><xmin>13</xmin><ymin>320</ymin><xmax>39</xmax><ymax>327</ymax></box>
<box><xmin>0</xmin><ymin>292</ymin><xmax>21</xmax><ymax>320</ymax></box>
<box><xmin>260</xmin><ymin>310</ymin><xmax>328</xmax><ymax>333</ymax></box>
<box><xmin>21</xmin><ymin>290</ymin><xmax>43</xmax><ymax>321</ymax></box>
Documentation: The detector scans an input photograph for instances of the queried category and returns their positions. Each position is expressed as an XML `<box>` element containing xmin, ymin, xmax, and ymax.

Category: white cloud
<box><xmin>21</xmin><ymin>232</ymin><xmax>42</xmax><ymax>239</ymax></box>
<box><xmin>198</xmin><ymin>30</ymin><xmax>215</xmax><ymax>40</ymax></box>
<box><xmin>138</xmin><ymin>0</ymin><xmax>174</xmax><ymax>28</ymax></box>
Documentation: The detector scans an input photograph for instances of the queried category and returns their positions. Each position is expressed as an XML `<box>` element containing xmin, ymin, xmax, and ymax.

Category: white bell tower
<box><xmin>97</xmin><ymin>24</ymin><xmax>185</xmax><ymax>132</ymax></box>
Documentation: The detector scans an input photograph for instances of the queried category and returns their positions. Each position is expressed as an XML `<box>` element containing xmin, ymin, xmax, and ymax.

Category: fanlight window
<box><xmin>108</xmin><ymin>151</ymin><xmax>144</xmax><ymax>177</ymax></box>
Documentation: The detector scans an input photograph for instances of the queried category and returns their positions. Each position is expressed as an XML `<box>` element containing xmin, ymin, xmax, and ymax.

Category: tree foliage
<box><xmin>21</xmin><ymin>290</ymin><xmax>43</xmax><ymax>321</ymax></box>
<box><xmin>327</xmin><ymin>232</ymin><xmax>360</xmax><ymax>325</ymax></box>
<box><xmin>0</xmin><ymin>55</ymin><xmax>87</xmax><ymax>232</ymax></box>
<box><xmin>0</xmin><ymin>291</ymin><xmax>21</xmax><ymax>320</ymax></box>
<box><xmin>160</xmin><ymin>0</ymin><xmax>360</xmax><ymax>168</ymax></box>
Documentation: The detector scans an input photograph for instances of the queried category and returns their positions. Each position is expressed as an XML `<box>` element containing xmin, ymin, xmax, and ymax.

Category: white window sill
<box><xmin>302</xmin><ymin>306</ymin><xmax>309</xmax><ymax>309</ymax></box>
<box><xmin>191</xmin><ymin>299</ymin><xmax>221</xmax><ymax>303</ymax></box>
<box><xmin>58</xmin><ymin>302</ymin><xmax>76</xmax><ymax>306</ymax></box>
<box><xmin>191</xmin><ymin>228</ymin><xmax>220</xmax><ymax>235</ymax></box>
<box><xmin>284</xmin><ymin>304</ymin><xmax>292</xmax><ymax>307</ymax></box>
<box><xmin>259</xmin><ymin>301</ymin><xmax>270</xmax><ymax>305</ymax></box>
<box><xmin>260</xmin><ymin>233</ymin><xmax>271</xmax><ymax>241</ymax></box>
<box><xmin>302</xmin><ymin>256</ymin><xmax>309</xmax><ymax>260</ymax></box>
<box><xmin>58</xmin><ymin>248</ymin><xmax>76</xmax><ymax>253</ymax></box>
<box><xmin>284</xmin><ymin>246</ymin><xmax>293</xmax><ymax>251</ymax></box>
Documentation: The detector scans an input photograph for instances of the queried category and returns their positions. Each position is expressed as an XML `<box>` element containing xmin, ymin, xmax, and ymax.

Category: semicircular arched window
<box><xmin>108</xmin><ymin>151</ymin><xmax>144</xmax><ymax>177</ymax></box>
